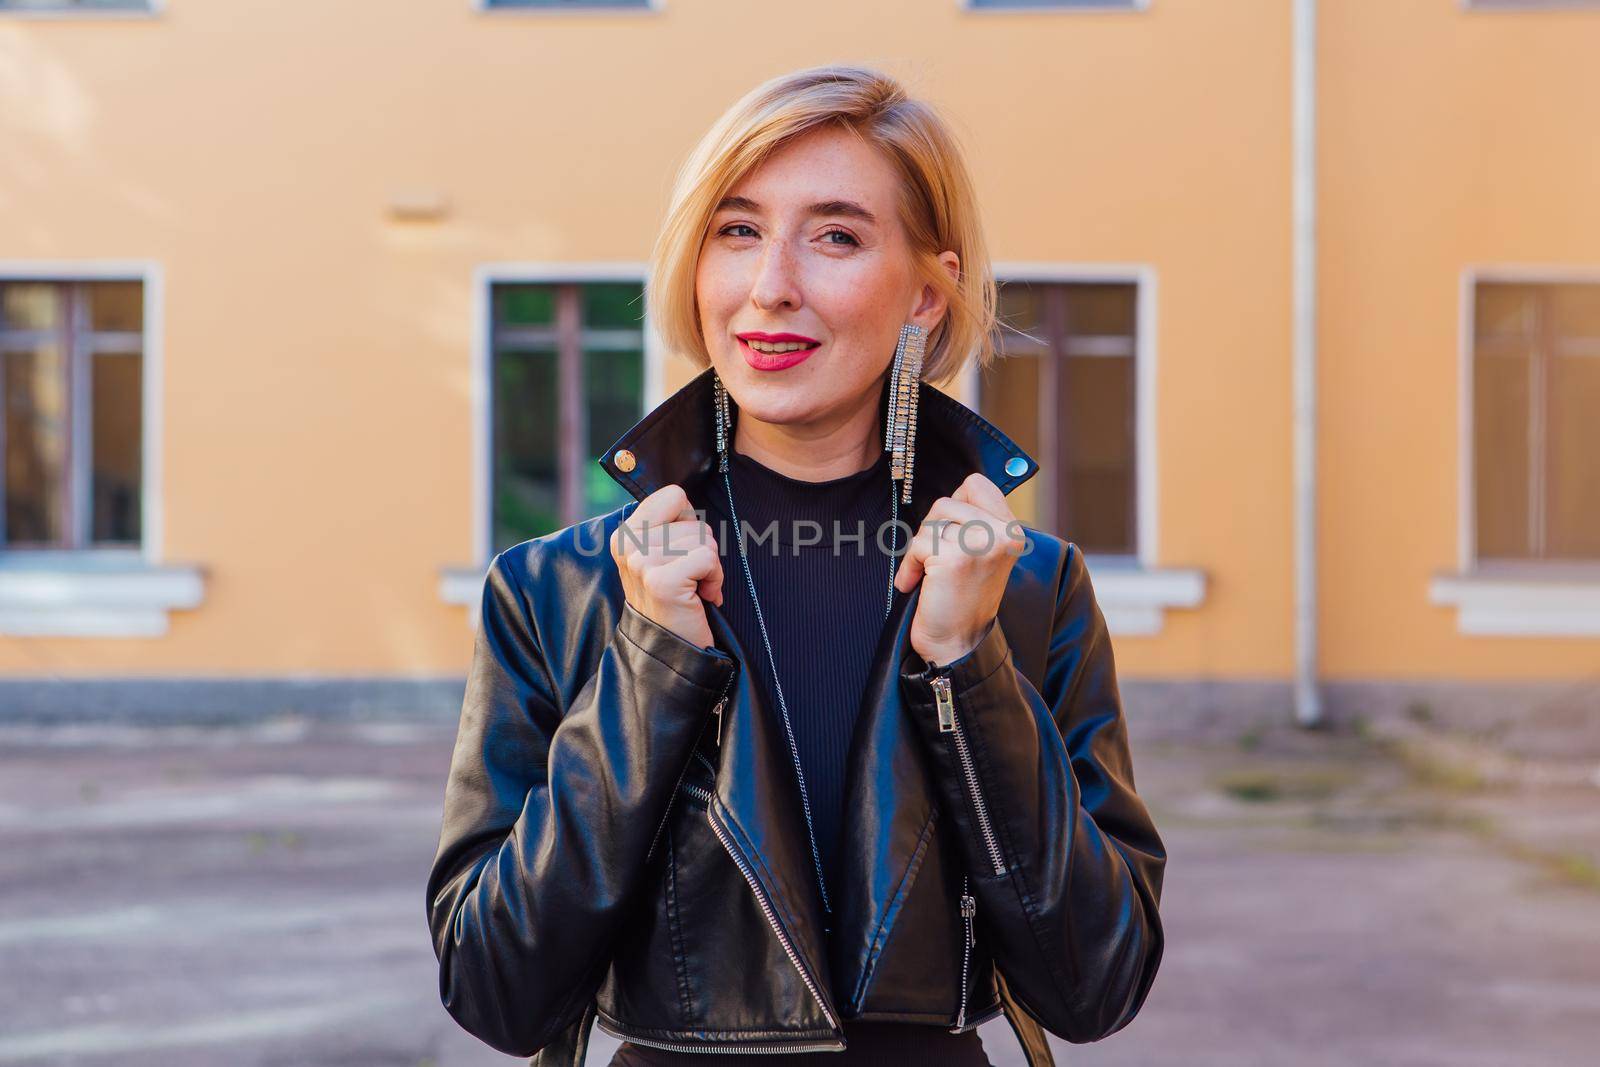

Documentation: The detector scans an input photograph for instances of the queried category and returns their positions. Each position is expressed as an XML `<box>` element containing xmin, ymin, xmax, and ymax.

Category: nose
<box><xmin>749</xmin><ymin>237</ymin><xmax>803</xmax><ymax>313</ymax></box>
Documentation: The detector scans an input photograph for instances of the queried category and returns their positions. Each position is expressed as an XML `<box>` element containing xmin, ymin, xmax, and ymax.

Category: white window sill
<box><xmin>0</xmin><ymin>553</ymin><xmax>205</xmax><ymax>637</ymax></box>
<box><xmin>440</xmin><ymin>563</ymin><xmax>490</xmax><ymax>624</ymax></box>
<box><xmin>1430</xmin><ymin>567</ymin><xmax>1600</xmax><ymax>637</ymax></box>
<box><xmin>1085</xmin><ymin>560</ymin><xmax>1207</xmax><ymax>636</ymax></box>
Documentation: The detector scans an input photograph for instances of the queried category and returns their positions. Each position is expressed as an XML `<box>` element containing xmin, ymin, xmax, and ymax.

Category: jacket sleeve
<box><xmin>426</xmin><ymin>548</ymin><xmax>736</xmax><ymax>1057</ymax></box>
<box><xmin>899</xmin><ymin>540</ymin><xmax>1166</xmax><ymax>1044</ymax></box>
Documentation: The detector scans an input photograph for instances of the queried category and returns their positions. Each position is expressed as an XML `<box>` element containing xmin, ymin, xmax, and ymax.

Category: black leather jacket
<box><xmin>427</xmin><ymin>369</ymin><xmax>1166</xmax><ymax>1067</ymax></box>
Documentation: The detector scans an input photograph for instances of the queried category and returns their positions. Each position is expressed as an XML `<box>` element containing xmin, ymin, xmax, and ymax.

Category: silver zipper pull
<box><xmin>711</xmin><ymin>670</ymin><xmax>734</xmax><ymax>749</ymax></box>
<box><xmin>932</xmin><ymin>674</ymin><xmax>955</xmax><ymax>733</ymax></box>
<box><xmin>960</xmin><ymin>892</ymin><xmax>976</xmax><ymax>946</ymax></box>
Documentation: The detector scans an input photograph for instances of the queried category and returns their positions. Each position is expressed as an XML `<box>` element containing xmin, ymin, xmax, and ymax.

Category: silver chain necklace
<box><xmin>719</xmin><ymin>453</ymin><xmax>899</xmax><ymax>925</ymax></box>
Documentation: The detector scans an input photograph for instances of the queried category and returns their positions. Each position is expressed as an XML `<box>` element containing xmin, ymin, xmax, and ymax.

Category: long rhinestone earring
<box><xmin>713</xmin><ymin>371</ymin><xmax>733</xmax><ymax>472</ymax></box>
<box><xmin>887</xmin><ymin>323</ymin><xmax>926</xmax><ymax>505</ymax></box>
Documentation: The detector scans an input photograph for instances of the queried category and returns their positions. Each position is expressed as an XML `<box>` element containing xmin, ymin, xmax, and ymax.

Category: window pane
<box><xmin>493</xmin><ymin>350</ymin><xmax>560</xmax><ymax>551</ymax></box>
<box><xmin>1062</xmin><ymin>283</ymin><xmax>1137</xmax><ymax>338</ymax></box>
<box><xmin>91</xmin><ymin>351</ymin><xmax>142</xmax><ymax>544</ymax></box>
<box><xmin>584</xmin><ymin>347</ymin><xmax>643</xmax><ymax>518</ymax></box>
<box><xmin>979</xmin><ymin>353</ymin><xmax>1043</xmax><ymax>527</ymax></box>
<box><xmin>1552</xmin><ymin>283</ymin><xmax>1600</xmax><ymax>341</ymax></box>
<box><xmin>88</xmin><ymin>281</ymin><xmax>143</xmax><ymax>333</ymax></box>
<box><xmin>1060</xmin><ymin>352</ymin><xmax>1135</xmax><ymax>553</ymax></box>
<box><xmin>1474</xmin><ymin>283</ymin><xmax>1536</xmax><ymax>340</ymax></box>
<box><xmin>497</xmin><ymin>287</ymin><xmax>555</xmax><ymax>328</ymax></box>
<box><xmin>583</xmin><ymin>283</ymin><xmax>645</xmax><ymax>330</ymax></box>
<box><xmin>3</xmin><ymin>345</ymin><xmax>68</xmax><ymax>546</ymax></box>
<box><xmin>982</xmin><ymin>281</ymin><xmax>1138</xmax><ymax>550</ymax></box>
<box><xmin>996</xmin><ymin>282</ymin><xmax>1044</xmax><ymax>340</ymax></box>
<box><xmin>1473</xmin><ymin>347</ymin><xmax>1533</xmax><ymax>559</ymax></box>
<box><xmin>0</xmin><ymin>283</ymin><xmax>59</xmax><ymax>332</ymax></box>
<box><xmin>1546</xmin><ymin>351</ymin><xmax>1600</xmax><ymax>559</ymax></box>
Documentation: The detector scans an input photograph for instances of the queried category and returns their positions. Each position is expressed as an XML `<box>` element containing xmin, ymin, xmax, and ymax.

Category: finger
<box><xmin>625</xmin><ymin>518</ymin><xmax>715</xmax><ymax>557</ymax></box>
<box><xmin>697</xmin><ymin>550</ymin><xmax>725</xmax><ymax>607</ymax></box>
<box><xmin>643</xmin><ymin>519</ymin><xmax>716</xmax><ymax>549</ymax></box>
<box><xmin>952</xmin><ymin>473</ymin><xmax>1013</xmax><ymax>522</ymax></box>
<box><xmin>630</xmin><ymin>483</ymin><xmax>695</xmax><ymax>532</ymax></box>
<box><xmin>920</xmin><ymin>504</ymin><xmax>1004</xmax><ymax>562</ymax></box>
<box><xmin>893</xmin><ymin>521</ymin><xmax>939</xmax><ymax>593</ymax></box>
<box><xmin>925</xmin><ymin>496</ymin><xmax>1002</xmax><ymax>529</ymax></box>
<box><xmin>645</xmin><ymin>544</ymin><xmax>720</xmax><ymax>602</ymax></box>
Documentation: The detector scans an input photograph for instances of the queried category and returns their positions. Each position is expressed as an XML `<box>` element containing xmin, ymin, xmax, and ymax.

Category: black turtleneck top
<box><xmin>609</xmin><ymin>448</ymin><xmax>992</xmax><ymax>1066</ymax></box>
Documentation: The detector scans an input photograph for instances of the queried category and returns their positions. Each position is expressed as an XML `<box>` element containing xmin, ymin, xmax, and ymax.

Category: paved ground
<box><xmin>0</xmin><ymin>713</ymin><xmax>1596</xmax><ymax>1067</ymax></box>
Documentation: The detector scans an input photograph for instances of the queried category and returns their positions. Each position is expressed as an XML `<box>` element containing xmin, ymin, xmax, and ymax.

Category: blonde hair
<box><xmin>648</xmin><ymin>65</ymin><xmax>997</xmax><ymax>387</ymax></box>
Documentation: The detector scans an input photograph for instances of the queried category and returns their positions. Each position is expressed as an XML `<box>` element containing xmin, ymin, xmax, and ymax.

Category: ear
<box><xmin>908</xmin><ymin>251</ymin><xmax>961</xmax><ymax>332</ymax></box>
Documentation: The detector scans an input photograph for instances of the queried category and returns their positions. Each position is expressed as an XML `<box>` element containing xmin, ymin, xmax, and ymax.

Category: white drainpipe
<box><xmin>1292</xmin><ymin>0</ymin><xmax>1318</xmax><ymax>726</ymax></box>
<box><xmin>1293</xmin><ymin>0</ymin><xmax>1323</xmax><ymax>726</ymax></box>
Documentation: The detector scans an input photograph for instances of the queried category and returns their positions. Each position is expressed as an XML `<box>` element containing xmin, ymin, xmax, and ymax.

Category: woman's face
<box><xmin>695</xmin><ymin>125</ymin><xmax>956</xmax><ymax>433</ymax></box>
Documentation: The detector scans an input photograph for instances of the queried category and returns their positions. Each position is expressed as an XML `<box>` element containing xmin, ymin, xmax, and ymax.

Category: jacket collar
<box><xmin>597</xmin><ymin>365</ymin><xmax>1039</xmax><ymax>512</ymax></box>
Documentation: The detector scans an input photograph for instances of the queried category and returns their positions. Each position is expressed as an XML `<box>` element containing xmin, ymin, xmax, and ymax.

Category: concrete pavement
<box><xmin>0</xmin><ymin>713</ymin><xmax>1595</xmax><ymax>1066</ymax></box>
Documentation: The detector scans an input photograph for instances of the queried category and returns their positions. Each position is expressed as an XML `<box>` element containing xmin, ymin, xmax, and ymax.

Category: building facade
<box><xmin>0</xmin><ymin>0</ymin><xmax>1596</xmax><ymax>720</ymax></box>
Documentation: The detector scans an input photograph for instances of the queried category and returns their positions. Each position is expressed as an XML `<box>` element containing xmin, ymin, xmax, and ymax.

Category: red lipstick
<box><xmin>735</xmin><ymin>331</ymin><xmax>822</xmax><ymax>372</ymax></box>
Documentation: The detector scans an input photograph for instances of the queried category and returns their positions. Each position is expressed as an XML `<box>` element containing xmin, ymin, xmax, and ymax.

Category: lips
<box><xmin>736</xmin><ymin>331</ymin><xmax>821</xmax><ymax>372</ymax></box>
<box><xmin>737</xmin><ymin>332</ymin><xmax>820</xmax><ymax>345</ymax></box>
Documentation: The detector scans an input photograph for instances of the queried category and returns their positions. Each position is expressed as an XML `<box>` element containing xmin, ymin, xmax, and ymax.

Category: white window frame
<box><xmin>0</xmin><ymin>0</ymin><xmax>162</xmax><ymax>19</ymax></box>
<box><xmin>0</xmin><ymin>261</ymin><xmax>204</xmax><ymax>637</ymax></box>
<box><xmin>474</xmin><ymin>0</ymin><xmax>662</xmax><ymax>14</ymax></box>
<box><xmin>961</xmin><ymin>0</ymin><xmax>1149</xmax><ymax>12</ymax></box>
<box><xmin>1461</xmin><ymin>1</ymin><xmax>1600</xmax><ymax>11</ymax></box>
<box><xmin>1429</xmin><ymin>266</ymin><xmax>1600</xmax><ymax>636</ymax></box>
<box><xmin>970</xmin><ymin>263</ymin><xmax>1203</xmax><ymax>636</ymax></box>
<box><xmin>441</xmin><ymin>263</ymin><xmax>664</xmax><ymax>613</ymax></box>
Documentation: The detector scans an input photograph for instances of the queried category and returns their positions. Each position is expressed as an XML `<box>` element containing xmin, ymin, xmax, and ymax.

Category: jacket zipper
<box><xmin>949</xmin><ymin>872</ymin><xmax>977</xmax><ymax>1032</ymax></box>
<box><xmin>712</xmin><ymin>683</ymin><xmax>731</xmax><ymax>749</ymax></box>
<box><xmin>646</xmin><ymin>670</ymin><xmax>734</xmax><ymax>865</ymax></box>
<box><xmin>646</xmin><ymin>742</ymin><xmax>697</xmax><ymax>865</ymax></box>
<box><xmin>681</xmin><ymin>780</ymin><xmax>845</xmax><ymax>1047</ymax></box>
<box><xmin>931</xmin><ymin>673</ymin><xmax>1008</xmax><ymax>878</ymax></box>
<box><xmin>595</xmin><ymin>1012</ymin><xmax>844</xmax><ymax>1055</ymax></box>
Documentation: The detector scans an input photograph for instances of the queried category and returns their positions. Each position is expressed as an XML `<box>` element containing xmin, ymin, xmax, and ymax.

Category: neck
<box><xmin>732</xmin><ymin>377</ymin><xmax>884</xmax><ymax>482</ymax></box>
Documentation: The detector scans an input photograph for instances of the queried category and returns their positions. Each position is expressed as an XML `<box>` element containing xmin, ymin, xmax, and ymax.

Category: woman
<box><xmin>427</xmin><ymin>66</ymin><xmax>1165</xmax><ymax>1067</ymax></box>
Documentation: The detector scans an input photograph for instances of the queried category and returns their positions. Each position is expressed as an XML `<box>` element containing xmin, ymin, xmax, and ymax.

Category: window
<box><xmin>0</xmin><ymin>1</ymin><xmax>153</xmax><ymax>11</ymax></box>
<box><xmin>490</xmin><ymin>281</ymin><xmax>644</xmax><ymax>554</ymax></box>
<box><xmin>1471</xmin><ymin>282</ymin><xmax>1600</xmax><ymax>563</ymax></box>
<box><xmin>0</xmin><ymin>280</ymin><xmax>144</xmax><ymax>551</ymax></box>
<box><xmin>979</xmin><ymin>281</ymin><xmax>1139</xmax><ymax>556</ymax></box>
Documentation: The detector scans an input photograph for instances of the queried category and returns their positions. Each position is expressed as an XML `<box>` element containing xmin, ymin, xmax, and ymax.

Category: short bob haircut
<box><xmin>648</xmin><ymin>64</ymin><xmax>997</xmax><ymax>387</ymax></box>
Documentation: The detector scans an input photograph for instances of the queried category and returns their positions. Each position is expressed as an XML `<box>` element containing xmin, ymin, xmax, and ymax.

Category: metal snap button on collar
<box><xmin>614</xmin><ymin>449</ymin><xmax>637</xmax><ymax>473</ymax></box>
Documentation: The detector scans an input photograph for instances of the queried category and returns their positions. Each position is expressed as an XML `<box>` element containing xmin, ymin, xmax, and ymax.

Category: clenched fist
<box><xmin>893</xmin><ymin>473</ymin><xmax>1028</xmax><ymax>667</ymax></box>
<box><xmin>610</xmin><ymin>484</ymin><xmax>724</xmax><ymax>651</ymax></box>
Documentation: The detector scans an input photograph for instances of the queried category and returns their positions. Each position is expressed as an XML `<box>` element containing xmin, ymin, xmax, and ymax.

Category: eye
<box><xmin>718</xmin><ymin>223</ymin><xmax>758</xmax><ymax>239</ymax></box>
<box><xmin>821</xmin><ymin>229</ymin><xmax>859</xmax><ymax>247</ymax></box>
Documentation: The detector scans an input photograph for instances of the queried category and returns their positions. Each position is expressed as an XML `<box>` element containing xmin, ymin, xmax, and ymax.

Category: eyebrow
<box><xmin>714</xmin><ymin>195</ymin><xmax>880</xmax><ymax>226</ymax></box>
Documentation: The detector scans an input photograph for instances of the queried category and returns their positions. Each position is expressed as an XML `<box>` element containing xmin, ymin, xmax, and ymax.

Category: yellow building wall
<box><xmin>1320</xmin><ymin>0</ymin><xmax>1600</xmax><ymax>680</ymax></box>
<box><xmin>4</xmin><ymin>0</ymin><xmax>1588</xmax><ymax>685</ymax></box>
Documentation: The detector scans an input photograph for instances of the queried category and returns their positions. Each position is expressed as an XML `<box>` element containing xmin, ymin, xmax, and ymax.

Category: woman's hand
<box><xmin>894</xmin><ymin>473</ymin><xmax>1027</xmax><ymax>667</ymax></box>
<box><xmin>610</xmin><ymin>484</ymin><xmax>724</xmax><ymax>650</ymax></box>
